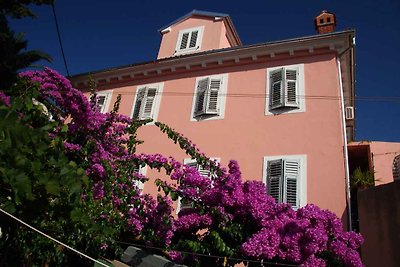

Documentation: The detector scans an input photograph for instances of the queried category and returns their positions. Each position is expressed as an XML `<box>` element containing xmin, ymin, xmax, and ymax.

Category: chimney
<box><xmin>314</xmin><ymin>10</ymin><xmax>336</xmax><ymax>34</ymax></box>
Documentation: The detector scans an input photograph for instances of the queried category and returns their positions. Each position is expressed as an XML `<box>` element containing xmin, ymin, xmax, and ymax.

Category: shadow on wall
<box><xmin>357</xmin><ymin>181</ymin><xmax>400</xmax><ymax>267</ymax></box>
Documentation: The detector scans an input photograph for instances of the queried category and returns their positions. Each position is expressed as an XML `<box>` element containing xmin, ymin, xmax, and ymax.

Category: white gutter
<box><xmin>337</xmin><ymin>57</ymin><xmax>352</xmax><ymax>231</ymax></box>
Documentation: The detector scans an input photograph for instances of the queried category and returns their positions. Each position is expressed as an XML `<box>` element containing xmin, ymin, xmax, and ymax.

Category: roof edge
<box><xmin>158</xmin><ymin>9</ymin><xmax>230</xmax><ymax>32</ymax></box>
<box><xmin>70</xmin><ymin>29</ymin><xmax>355</xmax><ymax>79</ymax></box>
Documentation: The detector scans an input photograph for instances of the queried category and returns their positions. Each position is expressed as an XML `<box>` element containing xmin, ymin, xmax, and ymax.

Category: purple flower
<box><xmin>92</xmin><ymin>182</ymin><xmax>104</xmax><ymax>200</ymax></box>
<box><xmin>168</xmin><ymin>251</ymin><xmax>184</xmax><ymax>263</ymax></box>
<box><xmin>0</xmin><ymin>91</ymin><xmax>10</xmax><ymax>107</ymax></box>
<box><xmin>99</xmin><ymin>243</ymin><xmax>108</xmax><ymax>251</ymax></box>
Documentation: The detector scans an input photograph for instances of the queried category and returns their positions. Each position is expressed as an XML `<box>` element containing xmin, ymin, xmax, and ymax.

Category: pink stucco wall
<box><xmin>157</xmin><ymin>16</ymin><xmax>231</xmax><ymax>59</ymax></box>
<box><xmin>91</xmin><ymin>52</ymin><xmax>348</xmax><ymax>218</ymax></box>
<box><xmin>370</xmin><ymin>141</ymin><xmax>400</xmax><ymax>185</ymax></box>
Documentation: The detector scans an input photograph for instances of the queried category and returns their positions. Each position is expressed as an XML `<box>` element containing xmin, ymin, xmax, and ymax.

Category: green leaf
<box><xmin>2</xmin><ymin>201</ymin><xmax>16</xmax><ymax>214</ymax></box>
<box><xmin>70</xmin><ymin>208</ymin><xmax>83</xmax><ymax>222</ymax></box>
<box><xmin>13</xmin><ymin>172</ymin><xmax>32</xmax><ymax>202</ymax></box>
<box><xmin>170</xmin><ymin>191</ymin><xmax>178</xmax><ymax>201</ymax></box>
<box><xmin>60</xmin><ymin>166</ymin><xmax>71</xmax><ymax>176</ymax></box>
<box><xmin>61</xmin><ymin>124</ymin><xmax>68</xmax><ymax>133</ymax></box>
<box><xmin>45</xmin><ymin>180</ymin><xmax>60</xmax><ymax>195</ymax></box>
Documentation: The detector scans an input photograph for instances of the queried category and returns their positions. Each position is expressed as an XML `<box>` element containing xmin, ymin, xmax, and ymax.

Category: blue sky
<box><xmin>9</xmin><ymin>0</ymin><xmax>400</xmax><ymax>142</ymax></box>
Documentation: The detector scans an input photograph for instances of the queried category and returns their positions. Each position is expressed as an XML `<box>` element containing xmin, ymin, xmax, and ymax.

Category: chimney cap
<box><xmin>314</xmin><ymin>10</ymin><xmax>336</xmax><ymax>34</ymax></box>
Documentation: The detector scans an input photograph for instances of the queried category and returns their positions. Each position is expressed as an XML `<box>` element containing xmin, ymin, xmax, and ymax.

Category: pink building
<box><xmin>348</xmin><ymin>141</ymin><xmax>400</xmax><ymax>185</ymax></box>
<box><xmin>71</xmin><ymin>10</ymin><xmax>356</xmax><ymax>227</ymax></box>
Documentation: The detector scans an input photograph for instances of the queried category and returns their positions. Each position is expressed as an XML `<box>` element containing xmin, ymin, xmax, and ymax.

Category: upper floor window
<box><xmin>131</xmin><ymin>83</ymin><xmax>163</xmax><ymax>121</ymax></box>
<box><xmin>191</xmin><ymin>74</ymin><xmax>228</xmax><ymax>121</ymax></box>
<box><xmin>263</xmin><ymin>155</ymin><xmax>307</xmax><ymax>209</ymax></box>
<box><xmin>96</xmin><ymin>91</ymin><xmax>112</xmax><ymax>113</ymax></box>
<box><xmin>265</xmin><ymin>64</ymin><xmax>305</xmax><ymax>115</ymax></box>
<box><xmin>175</xmin><ymin>26</ymin><xmax>204</xmax><ymax>55</ymax></box>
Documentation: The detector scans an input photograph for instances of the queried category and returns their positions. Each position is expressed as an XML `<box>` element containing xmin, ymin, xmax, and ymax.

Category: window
<box><xmin>191</xmin><ymin>74</ymin><xmax>228</xmax><ymax>121</ymax></box>
<box><xmin>265</xmin><ymin>64</ymin><xmax>305</xmax><ymax>115</ymax></box>
<box><xmin>96</xmin><ymin>91</ymin><xmax>112</xmax><ymax>113</ymax></box>
<box><xmin>175</xmin><ymin>26</ymin><xmax>204</xmax><ymax>55</ymax></box>
<box><xmin>263</xmin><ymin>155</ymin><xmax>307</xmax><ymax>209</ymax></box>
<box><xmin>393</xmin><ymin>155</ymin><xmax>400</xmax><ymax>181</ymax></box>
<box><xmin>177</xmin><ymin>158</ymin><xmax>219</xmax><ymax>212</ymax></box>
<box><xmin>131</xmin><ymin>83</ymin><xmax>163</xmax><ymax>121</ymax></box>
<box><xmin>133</xmin><ymin>165</ymin><xmax>146</xmax><ymax>191</ymax></box>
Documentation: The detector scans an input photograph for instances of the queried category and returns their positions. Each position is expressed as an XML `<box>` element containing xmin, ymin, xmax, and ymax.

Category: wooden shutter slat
<box><xmin>284</xmin><ymin>160</ymin><xmax>300</xmax><ymax>208</ymax></box>
<box><xmin>180</xmin><ymin>32</ymin><xmax>189</xmax><ymax>50</ymax></box>
<box><xmin>285</xmin><ymin>69</ymin><xmax>299</xmax><ymax>107</ymax></box>
<box><xmin>133</xmin><ymin>165</ymin><xmax>144</xmax><ymax>190</ymax></box>
<box><xmin>194</xmin><ymin>78</ymin><xmax>209</xmax><ymax>116</ymax></box>
<box><xmin>206</xmin><ymin>78</ymin><xmax>221</xmax><ymax>114</ymax></box>
<box><xmin>189</xmin><ymin>30</ymin><xmax>198</xmax><ymax>48</ymax></box>
<box><xmin>96</xmin><ymin>95</ymin><xmax>107</xmax><ymax>112</ymax></box>
<box><xmin>270</xmin><ymin>68</ymin><xmax>284</xmax><ymax>110</ymax></box>
<box><xmin>133</xmin><ymin>88</ymin><xmax>146</xmax><ymax>119</ymax></box>
<box><xmin>267</xmin><ymin>159</ymin><xmax>283</xmax><ymax>203</ymax></box>
<box><xmin>142</xmin><ymin>88</ymin><xmax>157</xmax><ymax>118</ymax></box>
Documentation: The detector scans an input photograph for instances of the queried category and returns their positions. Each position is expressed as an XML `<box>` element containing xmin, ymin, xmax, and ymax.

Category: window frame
<box><xmin>133</xmin><ymin>165</ymin><xmax>147</xmax><ymax>191</ymax></box>
<box><xmin>130</xmin><ymin>82</ymin><xmax>164</xmax><ymax>123</ymax></box>
<box><xmin>263</xmin><ymin>154</ymin><xmax>307</xmax><ymax>209</ymax></box>
<box><xmin>190</xmin><ymin>74</ymin><xmax>228</xmax><ymax>122</ymax></box>
<box><xmin>96</xmin><ymin>90</ymin><xmax>113</xmax><ymax>113</ymax></box>
<box><xmin>175</xmin><ymin>26</ymin><xmax>204</xmax><ymax>55</ymax></box>
<box><xmin>265</xmin><ymin>64</ymin><xmax>305</xmax><ymax>115</ymax></box>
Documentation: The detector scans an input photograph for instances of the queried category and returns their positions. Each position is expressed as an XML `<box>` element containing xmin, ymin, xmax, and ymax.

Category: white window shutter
<box><xmin>96</xmin><ymin>95</ymin><xmax>107</xmax><ymax>112</ymax></box>
<box><xmin>194</xmin><ymin>78</ymin><xmax>209</xmax><ymax>116</ymax></box>
<box><xmin>267</xmin><ymin>159</ymin><xmax>283</xmax><ymax>203</ymax></box>
<box><xmin>180</xmin><ymin>32</ymin><xmax>189</xmax><ymax>50</ymax></box>
<box><xmin>179</xmin><ymin>160</ymin><xmax>196</xmax><ymax>211</ymax></box>
<box><xmin>132</xmin><ymin>88</ymin><xmax>146</xmax><ymax>119</ymax></box>
<box><xmin>284</xmin><ymin>69</ymin><xmax>299</xmax><ymax>107</ymax></box>
<box><xmin>189</xmin><ymin>30</ymin><xmax>199</xmax><ymax>48</ymax></box>
<box><xmin>270</xmin><ymin>68</ymin><xmax>284</xmax><ymax>110</ymax></box>
<box><xmin>184</xmin><ymin>160</ymin><xmax>211</xmax><ymax>178</ymax></box>
<box><xmin>197</xmin><ymin>165</ymin><xmax>212</xmax><ymax>178</ymax></box>
<box><xmin>141</xmin><ymin>88</ymin><xmax>157</xmax><ymax>119</ymax></box>
<box><xmin>283</xmin><ymin>160</ymin><xmax>300</xmax><ymax>209</ymax></box>
<box><xmin>133</xmin><ymin>165</ymin><xmax>144</xmax><ymax>190</ymax></box>
<box><xmin>205</xmin><ymin>78</ymin><xmax>221</xmax><ymax>115</ymax></box>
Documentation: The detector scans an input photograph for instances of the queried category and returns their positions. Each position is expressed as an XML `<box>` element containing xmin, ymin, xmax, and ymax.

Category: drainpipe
<box><xmin>337</xmin><ymin>39</ymin><xmax>354</xmax><ymax>231</ymax></box>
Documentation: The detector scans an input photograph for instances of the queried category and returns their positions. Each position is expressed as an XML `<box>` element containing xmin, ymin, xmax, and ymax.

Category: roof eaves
<box><xmin>70</xmin><ymin>29</ymin><xmax>355</xmax><ymax>79</ymax></box>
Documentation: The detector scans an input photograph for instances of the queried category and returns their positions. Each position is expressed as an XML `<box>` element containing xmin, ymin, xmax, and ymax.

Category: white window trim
<box><xmin>96</xmin><ymin>90</ymin><xmax>113</xmax><ymax>113</ymax></box>
<box><xmin>176</xmin><ymin>157</ymin><xmax>220</xmax><ymax>213</ymax></box>
<box><xmin>131</xmin><ymin>165</ymin><xmax>147</xmax><ymax>192</ymax></box>
<box><xmin>265</xmin><ymin>64</ymin><xmax>305</xmax><ymax>115</ymax></box>
<box><xmin>130</xmin><ymin>82</ymin><xmax>164</xmax><ymax>124</ymax></box>
<box><xmin>262</xmin><ymin>154</ymin><xmax>307</xmax><ymax>209</ymax></box>
<box><xmin>190</xmin><ymin>74</ymin><xmax>228</xmax><ymax>122</ymax></box>
<box><xmin>175</xmin><ymin>26</ymin><xmax>204</xmax><ymax>55</ymax></box>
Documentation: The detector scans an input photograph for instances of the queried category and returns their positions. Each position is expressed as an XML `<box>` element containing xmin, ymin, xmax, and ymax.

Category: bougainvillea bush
<box><xmin>0</xmin><ymin>68</ymin><xmax>363</xmax><ymax>266</ymax></box>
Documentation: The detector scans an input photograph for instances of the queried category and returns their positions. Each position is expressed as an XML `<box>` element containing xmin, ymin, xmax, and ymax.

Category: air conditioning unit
<box><xmin>345</xmin><ymin>106</ymin><xmax>354</xmax><ymax>120</ymax></box>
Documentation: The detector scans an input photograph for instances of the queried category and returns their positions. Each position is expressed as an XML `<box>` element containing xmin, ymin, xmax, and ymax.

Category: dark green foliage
<box><xmin>0</xmin><ymin>0</ymin><xmax>54</xmax><ymax>19</ymax></box>
<box><xmin>350</xmin><ymin>167</ymin><xmax>375</xmax><ymax>190</ymax></box>
<box><xmin>0</xmin><ymin>0</ymin><xmax>53</xmax><ymax>90</ymax></box>
<box><xmin>0</xmin><ymin>81</ymin><xmax>88</xmax><ymax>266</ymax></box>
<box><xmin>0</xmin><ymin>14</ymin><xmax>51</xmax><ymax>90</ymax></box>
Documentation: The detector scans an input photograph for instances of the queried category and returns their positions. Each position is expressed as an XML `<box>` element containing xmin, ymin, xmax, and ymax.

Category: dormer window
<box><xmin>175</xmin><ymin>26</ymin><xmax>204</xmax><ymax>55</ymax></box>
